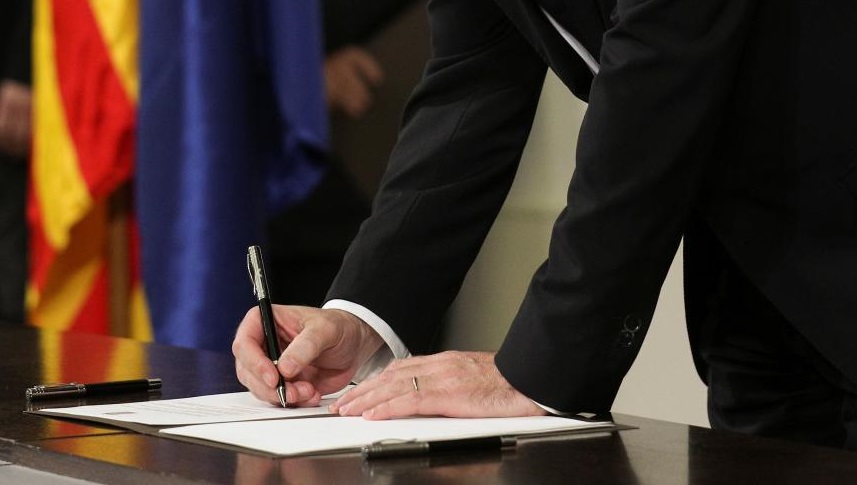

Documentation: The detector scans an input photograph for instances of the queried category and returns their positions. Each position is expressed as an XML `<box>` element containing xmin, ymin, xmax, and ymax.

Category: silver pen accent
<box><xmin>26</xmin><ymin>383</ymin><xmax>86</xmax><ymax>399</ymax></box>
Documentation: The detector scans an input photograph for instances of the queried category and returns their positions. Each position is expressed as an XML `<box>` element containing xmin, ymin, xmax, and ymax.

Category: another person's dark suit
<box><xmin>325</xmin><ymin>0</ymin><xmax>857</xmax><ymax>448</ymax></box>
<box><xmin>0</xmin><ymin>0</ymin><xmax>31</xmax><ymax>325</ymax></box>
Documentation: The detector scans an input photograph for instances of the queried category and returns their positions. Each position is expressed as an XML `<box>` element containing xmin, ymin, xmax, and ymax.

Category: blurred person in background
<box><xmin>267</xmin><ymin>0</ymin><xmax>426</xmax><ymax>306</ymax></box>
<box><xmin>0</xmin><ymin>0</ymin><xmax>32</xmax><ymax>325</ymax></box>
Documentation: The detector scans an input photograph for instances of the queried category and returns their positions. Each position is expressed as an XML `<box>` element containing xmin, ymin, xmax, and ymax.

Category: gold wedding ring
<box><xmin>412</xmin><ymin>376</ymin><xmax>420</xmax><ymax>392</ymax></box>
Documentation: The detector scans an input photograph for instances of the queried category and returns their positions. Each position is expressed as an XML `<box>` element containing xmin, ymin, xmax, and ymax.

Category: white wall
<box><xmin>442</xmin><ymin>72</ymin><xmax>709</xmax><ymax>427</ymax></box>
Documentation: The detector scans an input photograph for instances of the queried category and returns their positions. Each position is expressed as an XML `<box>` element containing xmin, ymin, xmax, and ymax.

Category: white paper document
<box><xmin>34</xmin><ymin>391</ymin><xmax>339</xmax><ymax>426</ymax></box>
<box><xmin>31</xmin><ymin>390</ymin><xmax>616</xmax><ymax>457</ymax></box>
<box><xmin>162</xmin><ymin>415</ymin><xmax>609</xmax><ymax>456</ymax></box>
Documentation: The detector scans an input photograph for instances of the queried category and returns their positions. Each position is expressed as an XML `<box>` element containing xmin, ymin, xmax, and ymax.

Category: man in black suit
<box><xmin>234</xmin><ymin>0</ymin><xmax>857</xmax><ymax>449</ymax></box>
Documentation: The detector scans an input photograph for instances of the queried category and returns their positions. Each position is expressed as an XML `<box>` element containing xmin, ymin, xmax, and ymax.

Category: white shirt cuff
<box><xmin>322</xmin><ymin>299</ymin><xmax>412</xmax><ymax>382</ymax></box>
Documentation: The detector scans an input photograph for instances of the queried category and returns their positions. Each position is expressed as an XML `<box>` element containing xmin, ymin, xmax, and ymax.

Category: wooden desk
<box><xmin>2</xmin><ymin>326</ymin><xmax>856</xmax><ymax>484</ymax></box>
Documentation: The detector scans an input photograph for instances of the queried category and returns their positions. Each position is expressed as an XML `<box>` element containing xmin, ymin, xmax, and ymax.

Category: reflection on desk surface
<box><xmin>0</xmin><ymin>326</ymin><xmax>243</xmax><ymax>442</ymax></box>
<box><xmin>0</xmin><ymin>462</ymin><xmax>98</xmax><ymax>485</ymax></box>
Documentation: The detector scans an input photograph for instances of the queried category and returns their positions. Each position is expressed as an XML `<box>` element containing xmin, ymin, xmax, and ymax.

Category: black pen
<box><xmin>362</xmin><ymin>436</ymin><xmax>517</xmax><ymax>460</ymax></box>
<box><xmin>247</xmin><ymin>245</ymin><xmax>287</xmax><ymax>408</ymax></box>
<box><xmin>25</xmin><ymin>378</ymin><xmax>162</xmax><ymax>400</ymax></box>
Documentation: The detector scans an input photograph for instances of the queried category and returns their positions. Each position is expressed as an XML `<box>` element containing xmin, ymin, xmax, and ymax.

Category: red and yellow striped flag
<box><xmin>28</xmin><ymin>0</ymin><xmax>150</xmax><ymax>339</ymax></box>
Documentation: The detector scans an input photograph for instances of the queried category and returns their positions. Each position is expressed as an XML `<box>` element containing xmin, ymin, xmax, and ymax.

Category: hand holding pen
<box><xmin>246</xmin><ymin>245</ymin><xmax>287</xmax><ymax>408</ymax></box>
<box><xmin>233</xmin><ymin>302</ymin><xmax>385</xmax><ymax>408</ymax></box>
<box><xmin>235</xmin><ymin>245</ymin><xmax>386</xmax><ymax>408</ymax></box>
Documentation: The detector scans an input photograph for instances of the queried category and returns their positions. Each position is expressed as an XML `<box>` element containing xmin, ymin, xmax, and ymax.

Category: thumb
<box><xmin>277</xmin><ymin>321</ymin><xmax>335</xmax><ymax>379</ymax></box>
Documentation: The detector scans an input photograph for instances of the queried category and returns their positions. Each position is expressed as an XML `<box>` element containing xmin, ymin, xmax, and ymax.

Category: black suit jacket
<box><xmin>328</xmin><ymin>0</ymin><xmax>857</xmax><ymax>413</ymax></box>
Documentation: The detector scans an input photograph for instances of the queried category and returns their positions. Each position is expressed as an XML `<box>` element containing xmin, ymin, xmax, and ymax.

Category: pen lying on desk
<box><xmin>362</xmin><ymin>436</ymin><xmax>517</xmax><ymax>459</ymax></box>
<box><xmin>26</xmin><ymin>378</ymin><xmax>162</xmax><ymax>400</ymax></box>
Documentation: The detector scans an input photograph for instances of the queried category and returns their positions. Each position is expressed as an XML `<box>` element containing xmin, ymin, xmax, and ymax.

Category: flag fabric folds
<box><xmin>29</xmin><ymin>0</ymin><xmax>150</xmax><ymax>338</ymax></box>
<box><xmin>137</xmin><ymin>1</ymin><xmax>328</xmax><ymax>351</ymax></box>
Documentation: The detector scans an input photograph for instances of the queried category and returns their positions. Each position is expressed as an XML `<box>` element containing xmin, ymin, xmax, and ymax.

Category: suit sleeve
<box><xmin>325</xmin><ymin>0</ymin><xmax>548</xmax><ymax>354</ymax></box>
<box><xmin>495</xmin><ymin>0</ymin><xmax>758</xmax><ymax>413</ymax></box>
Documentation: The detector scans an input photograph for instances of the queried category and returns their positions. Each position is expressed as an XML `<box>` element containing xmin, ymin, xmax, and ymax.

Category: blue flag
<box><xmin>137</xmin><ymin>0</ymin><xmax>328</xmax><ymax>351</ymax></box>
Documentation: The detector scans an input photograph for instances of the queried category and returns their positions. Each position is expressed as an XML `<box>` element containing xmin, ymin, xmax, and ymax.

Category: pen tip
<box><xmin>277</xmin><ymin>386</ymin><xmax>287</xmax><ymax>408</ymax></box>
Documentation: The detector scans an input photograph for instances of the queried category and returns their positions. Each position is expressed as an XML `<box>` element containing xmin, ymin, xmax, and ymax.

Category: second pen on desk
<box><xmin>247</xmin><ymin>245</ymin><xmax>287</xmax><ymax>408</ymax></box>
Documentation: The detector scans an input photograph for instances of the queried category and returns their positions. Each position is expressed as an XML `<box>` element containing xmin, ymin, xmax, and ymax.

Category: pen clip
<box><xmin>246</xmin><ymin>252</ymin><xmax>257</xmax><ymax>297</ymax></box>
<box><xmin>246</xmin><ymin>246</ymin><xmax>267</xmax><ymax>300</ymax></box>
<box><xmin>26</xmin><ymin>383</ymin><xmax>86</xmax><ymax>400</ymax></box>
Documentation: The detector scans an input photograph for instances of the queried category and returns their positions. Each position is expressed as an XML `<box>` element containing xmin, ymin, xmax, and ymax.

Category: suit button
<box><xmin>617</xmin><ymin>315</ymin><xmax>642</xmax><ymax>348</ymax></box>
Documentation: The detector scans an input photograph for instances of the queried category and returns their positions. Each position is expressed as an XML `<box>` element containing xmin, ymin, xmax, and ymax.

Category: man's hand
<box><xmin>330</xmin><ymin>351</ymin><xmax>547</xmax><ymax>420</ymax></box>
<box><xmin>0</xmin><ymin>80</ymin><xmax>32</xmax><ymax>158</ymax></box>
<box><xmin>233</xmin><ymin>306</ymin><xmax>384</xmax><ymax>406</ymax></box>
<box><xmin>324</xmin><ymin>46</ymin><xmax>384</xmax><ymax>119</ymax></box>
